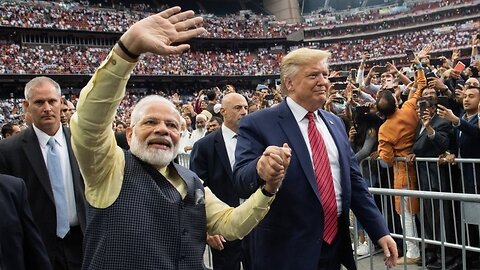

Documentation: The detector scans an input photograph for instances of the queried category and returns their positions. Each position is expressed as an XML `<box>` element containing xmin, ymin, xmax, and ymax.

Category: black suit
<box><xmin>190</xmin><ymin>129</ymin><xmax>245</xmax><ymax>270</ymax></box>
<box><xmin>412</xmin><ymin>115</ymin><xmax>456</xmax><ymax>262</ymax></box>
<box><xmin>0</xmin><ymin>126</ymin><xmax>85</xmax><ymax>269</ymax></box>
<box><xmin>0</xmin><ymin>174</ymin><xmax>52</xmax><ymax>270</ymax></box>
<box><xmin>115</xmin><ymin>131</ymin><xmax>129</xmax><ymax>150</ymax></box>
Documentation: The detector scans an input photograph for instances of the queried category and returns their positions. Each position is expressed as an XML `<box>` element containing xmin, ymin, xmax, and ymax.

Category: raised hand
<box><xmin>413</xmin><ymin>44</ymin><xmax>433</xmax><ymax>64</ymax></box>
<box><xmin>451</xmin><ymin>49</ymin><xmax>461</xmax><ymax>62</ymax></box>
<box><xmin>117</xmin><ymin>7</ymin><xmax>206</xmax><ymax>58</ymax></box>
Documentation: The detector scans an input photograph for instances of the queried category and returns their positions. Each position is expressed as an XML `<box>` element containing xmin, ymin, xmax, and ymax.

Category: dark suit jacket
<box><xmin>0</xmin><ymin>126</ymin><xmax>86</xmax><ymax>261</ymax></box>
<box><xmin>233</xmin><ymin>100</ymin><xmax>389</xmax><ymax>270</ymax></box>
<box><xmin>455</xmin><ymin>115</ymin><xmax>480</xmax><ymax>193</ymax></box>
<box><xmin>0</xmin><ymin>174</ymin><xmax>52</xmax><ymax>270</ymax></box>
<box><xmin>412</xmin><ymin>115</ymin><xmax>453</xmax><ymax>191</ymax></box>
<box><xmin>190</xmin><ymin>129</ymin><xmax>240</xmax><ymax>207</ymax></box>
<box><xmin>115</xmin><ymin>131</ymin><xmax>129</xmax><ymax>150</ymax></box>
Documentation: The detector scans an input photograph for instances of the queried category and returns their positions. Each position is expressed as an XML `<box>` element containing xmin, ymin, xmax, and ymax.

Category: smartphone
<box><xmin>338</xmin><ymin>71</ymin><xmax>350</xmax><ymax>77</ymax></box>
<box><xmin>436</xmin><ymin>96</ymin><xmax>450</xmax><ymax>109</ymax></box>
<box><xmin>418</xmin><ymin>100</ymin><xmax>428</xmax><ymax>117</ymax></box>
<box><xmin>329</xmin><ymin>76</ymin><xmax>348</xmax><ymax>83</ymax></box>
<box><xmin>375</xmin><ymin>66</ymin><xmax>388</xmax><ymax>74</ymax></box>
<box><xmin>350</xmin><ymin>69</ymin><xmax>357</xmax><ymax>82</ymax></box>
<box><xmin>454</xmin><ymin>61</ymin><xmax>466</xmax><ymax>73</ymax></box>
<box><xmin>333</xmin><ymin>83</ymin><xmax>348</xmax><ymax>90</ymax></box>
<box><xmin>429</xmin><ymin>58</ymin><xmax>443</xmax><ymax>67</ymax></box>
<box><xmin>264</xmin><ymin>94</ymin><xmax>274</xmax><ymax>100</ymax></box>
<box><xmin>355</xmin><ymin>105</ymin><xmax>370</xmax><ymax>116</ymax></box>
<box><xmin>405</xmin><ymin>49</ymin><xmax>415</xmax><ymax>62</ymax></box>
<box><xmin>426</xmin><ymin>72</ymin><xmax>437</xmax><ymax>80</ymax></box>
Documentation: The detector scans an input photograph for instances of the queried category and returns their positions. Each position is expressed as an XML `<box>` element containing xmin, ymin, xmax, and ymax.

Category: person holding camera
<box><xmin>411</xmin><ymin>98</ymin><xmax>457</xmax><ymax>269</ymax></box>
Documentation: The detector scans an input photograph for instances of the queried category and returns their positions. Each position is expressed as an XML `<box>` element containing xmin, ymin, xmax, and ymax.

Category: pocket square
<box><xmin>194</xmin><ymin>188</ymin><xmax>205</xmax><ymax>205</ymax></box>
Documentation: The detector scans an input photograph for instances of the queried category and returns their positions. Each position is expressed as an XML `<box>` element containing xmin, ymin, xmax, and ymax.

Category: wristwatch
<box><xmin>261</xmin><ymin>185</ymin><xmax>278</xmax><ymax>197</ymax></box>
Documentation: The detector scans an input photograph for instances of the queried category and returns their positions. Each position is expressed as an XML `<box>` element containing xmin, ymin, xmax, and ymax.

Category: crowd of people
<box><xmin>0</xmin><ymin>1</ymin><xmax>480</xmax><ymax>270</ymax></box>
<box><xmin>1</xmin><ymin>0</ymin><xmax>476</xmax><ymax>40</ymax></box>
<box><xmin>304</xmin><ymin>3</ymin><xmax>480</xmax><ymax>39</ymax></box>
<box><xmin>0</xmin><ymin>0</ymin><xmax>300</xmax><ymax>38</ymax></box>
<box><xmin>304</xmin><ymin>0</ymin><xmax>475</xmax><ymax>27</ymax></box>
<box><xmin>0</xmin><ymin>19</ymin><xmax>477</xmax><ymax>76</ymax></box>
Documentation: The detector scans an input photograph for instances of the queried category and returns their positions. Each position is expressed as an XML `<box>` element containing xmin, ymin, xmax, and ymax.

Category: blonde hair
<box><xmin>280</xmin><ymin>48</ymin><xmax>330</xmax><ymax>94</ymax></box>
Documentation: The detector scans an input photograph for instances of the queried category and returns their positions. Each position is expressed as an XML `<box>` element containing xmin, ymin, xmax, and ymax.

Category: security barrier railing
<box><xmin>353</xmin><ymin>157</ymin><xmax>480</xmax><ymax>270</ymax></box>
<box><xmin>178</xmin><ymin>152</ymin><xmax>480</xmax><ymax>269</ymax></box>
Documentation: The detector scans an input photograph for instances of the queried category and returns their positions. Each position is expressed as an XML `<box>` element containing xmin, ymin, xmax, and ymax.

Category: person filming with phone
<box><xmin>411</xmin><ymin>97</ymin><xmax>457</xmax><ymax>268</ymax></box>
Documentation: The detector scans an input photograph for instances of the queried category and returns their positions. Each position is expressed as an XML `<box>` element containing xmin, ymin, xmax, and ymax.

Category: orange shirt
<box><xmin>378</xmin><ymin>70</ymin><xmax>426</xmax><ymax>214</ymax></box>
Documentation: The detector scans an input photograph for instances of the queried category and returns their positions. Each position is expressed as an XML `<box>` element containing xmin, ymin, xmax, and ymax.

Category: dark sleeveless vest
<box><xmin>82</xmin><ymin>151</ymin><xmax>206</xmax><ymax>270</ymax></box>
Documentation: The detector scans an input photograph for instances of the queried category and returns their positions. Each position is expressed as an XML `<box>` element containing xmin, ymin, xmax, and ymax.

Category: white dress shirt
<box><xmin>221</xmin><ymin>125</ymin><xmax>237</xmax><ymax>170</ymax></box>
<box><xmin>286</xmin><ymin>97</ymin><xmax>342</xmax><ymax>216</ymax></box>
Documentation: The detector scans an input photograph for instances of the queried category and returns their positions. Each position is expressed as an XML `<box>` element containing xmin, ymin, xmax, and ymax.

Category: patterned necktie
<box><xmin>306</xmin><ymin>112</ymin><xmax>337</xmax><ymax>244</ymax></box>
<box><xmin>47</xmin><ymin>137</ymin><xmax>70</xmax><ymax>238</ymax></box>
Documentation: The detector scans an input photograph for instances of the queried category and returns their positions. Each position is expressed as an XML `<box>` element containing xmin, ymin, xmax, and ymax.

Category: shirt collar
<box><xmin>33</xmin><ymin>124</ymin><xmax>64</xmax><ymax>148</ymax></box>
<box><xmin>221</xmin><ymin>124</ymin><xmax>237</xmax><ymax>139</ymax></box>
<box><xmin>285</xmin><ymin>97</ymin><xmax>320</xmax><ymax>123</ymax></box>
<box><xmin>463</xmin><ymin>113</ymin><xmax>476</xmax><ymax>121</ymax></box>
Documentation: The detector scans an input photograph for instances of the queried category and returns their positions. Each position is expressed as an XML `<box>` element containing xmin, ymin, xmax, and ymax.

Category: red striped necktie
<box><xmin>306</xmin><ymin>112</ymin><xmax>337</xmax><ymax>244</ymax></box>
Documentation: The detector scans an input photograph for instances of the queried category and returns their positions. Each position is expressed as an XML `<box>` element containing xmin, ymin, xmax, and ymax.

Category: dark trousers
<box><xmin>211</xmin><ymin>239</ymin><xmax>242</xmax><ymax>270</ymax></box>
<box><xmin>52</xmin><ymin>226</ymin><xmax>83</xmax><ymax>270</ymax></box>
<box><xmin>318</xmin><ymin>215</ymin><xmax>356</xmax><ymax>270</ymax></box>
<box><xmin>318</xmin><ymin>240</ymin><xmax>342</xmax><ymax>270</ymax></box>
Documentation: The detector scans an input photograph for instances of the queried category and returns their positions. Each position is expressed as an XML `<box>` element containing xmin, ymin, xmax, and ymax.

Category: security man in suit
<box><xmin>0</xmin><ymin>174</ymin><xmax>52</xmax><ymax>270</ymax></box>
<box><xmin>0</xmin><ymin>76</ymin><xmax>86</xmax><ymax>269</ymax></box>
<box><xmin>190</xmin><ymin>93</ymin><xmax>249</xmax><ymax>270</ymax></box>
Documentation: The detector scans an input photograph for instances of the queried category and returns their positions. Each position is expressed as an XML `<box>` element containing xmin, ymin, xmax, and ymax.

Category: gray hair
<box><xmin>130</xmin><ymin>95</ymin><xmax>181</xmax><ymax>127</ymax></box>
<box><xmin>24</xmin><ymin>76</ymin><xmax>61</xmax><ymax>100</ymax></box>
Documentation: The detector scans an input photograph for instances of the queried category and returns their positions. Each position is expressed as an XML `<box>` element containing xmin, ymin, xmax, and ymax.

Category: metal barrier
<box><xmin>176</xmin><ymin>153</ymin><xmax>191</xmax><ymax>168</ymax></box>
<box><xmin>177</xmin><ymin>153</ymin><xmax>480</xmax><ymax>269</ymax></box>
<box><xmin>352</xmin><ymin>157</ymin><xmax>480</xmax><ymax>270</ymax></box>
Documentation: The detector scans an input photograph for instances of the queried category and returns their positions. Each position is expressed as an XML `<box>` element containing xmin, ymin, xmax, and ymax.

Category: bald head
<box><xmin>221</xmin><ymin>93</ymin><xmax>248</xmax><ymax>132</ymax></box>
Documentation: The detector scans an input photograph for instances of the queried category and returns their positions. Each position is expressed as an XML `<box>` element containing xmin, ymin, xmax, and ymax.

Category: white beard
<box><xmin>130</xmin><ymin>133</ymin><xmax>179</xmax><ymax>168</ymax></box>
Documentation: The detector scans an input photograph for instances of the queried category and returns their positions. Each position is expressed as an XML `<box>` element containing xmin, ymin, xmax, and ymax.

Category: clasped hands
<box><xmin>256</xmin><ymin>143</ymin><xmax>292</xmax><ymax>194</ymax></box>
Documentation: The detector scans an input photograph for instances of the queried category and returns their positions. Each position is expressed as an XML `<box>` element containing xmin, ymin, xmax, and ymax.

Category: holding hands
<box><xmin>256</xmin><ymin>143</ymin><xmax>292</xmax><ymax>194</ymax></box>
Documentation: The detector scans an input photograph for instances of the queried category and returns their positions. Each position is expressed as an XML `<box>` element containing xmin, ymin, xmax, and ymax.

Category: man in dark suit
<box><xmin>412</xmin><ymin>97</ymin><xmax>456</xmax><ymax>269</ymax></box>
<box><xmin>233</xmin><ymin>48</ymin><xmax>397</xmax><ymax>270</ymax></box>
<box><xmin>0</xmin><ymin>76</ymin><xmax>86</xmax><ymax>270</ymax></box>
<box><xmin>0</xmin><ymin>174</ymin><xmax>52</xmax><ymax>270</ymax></box>
<box><xmin>190</xmin><ymin>93</ymin><xmax>249</xmax><ymax>270</ymax></box>
<box><xmin>438</xmin><ymin>85</ymin><xmax>480</xmax><ymax>269</ymax></box>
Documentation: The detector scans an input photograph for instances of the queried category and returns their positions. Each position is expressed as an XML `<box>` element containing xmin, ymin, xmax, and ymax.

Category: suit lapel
<box><xmin>21</xmin><ymin>127</ymin><xmax>55</xmax><ymax>203</ymax></box>
<box><xmin>277</xmin><ymin>102</ymin><xmax>321</xmax><ymax>202</ymax></box>
<box><xmin>414</xmin><ymin>121</ymin><xmax>423</xmax><ymax>142</ymax></box>
<box><xmin>214</xmin><ymin>131</ymin><xmax>232</xmax><ymax>179</ymax></box>
<box><xmin>63</xmin><ymin>127</ymin><xmax>81</xmax><ymax>183</ymax></box>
